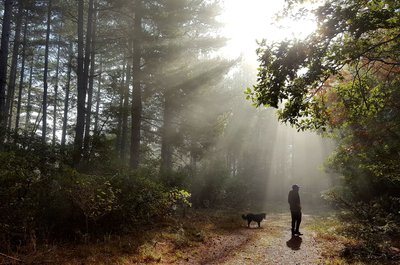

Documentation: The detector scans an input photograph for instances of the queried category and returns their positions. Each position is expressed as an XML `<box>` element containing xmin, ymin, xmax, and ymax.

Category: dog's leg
<box><xmin>247</xmin><ymin>220</ymin><xmax>251</xmax><ymax>228</ymax></box>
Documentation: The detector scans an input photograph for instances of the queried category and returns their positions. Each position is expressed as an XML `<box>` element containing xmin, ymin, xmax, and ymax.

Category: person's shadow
<box><xmin>286</xmin><ymin>235</ymin><xmax>302</xmax><ymax>250</ymax></box>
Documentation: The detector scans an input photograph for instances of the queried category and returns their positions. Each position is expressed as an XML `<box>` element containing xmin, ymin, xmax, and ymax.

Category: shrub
<box><xmin>106</xmin><ymin>172</ymin><xmax>191</xmax><ymax>229</ymax></box>
<box><xmin>0</xmin><ymin>149</ymin><xmax>61</xmax><ymax>249</ymax></box>
<box><xmin>0</xmin><ymin>145</ymin><xmax>192</xmax><ymax>248</ymax></box>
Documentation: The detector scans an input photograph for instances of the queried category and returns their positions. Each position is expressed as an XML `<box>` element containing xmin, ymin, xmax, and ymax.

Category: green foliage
<box><xmin>169</xmin><ymin>188</ymin><xmax>192</xmax><ymax>208</ymax></box>
<box><xmin>251</xmin><ymin>0</ymin><xmax>400</xmax><ymax>130</ymax></box>
<box><xmin>0</xmin><ymin>138</ymin><xmax>192</xmax><ymax>248</ymax></box>
<box><xmin>66</xmin><ymin>173</ymin><xmax>118</xmax><ymax>221</ymax></box>
<box><xmin>248</xmin><ymin>0</ymin><xmax>400</xmax><ymax>253</ymax></box>
<box><xmin>314</xmin><ymin>74</ymin><xmax>400</xmax><ymax>261</ymax></box>
<box><xmin>109</xmin><ymin>172</ymin><xmax>173</xmax><ymax>226</ymax></box>
<box><xmin>323</xmin><ymin>76</ymin><xmax>400</xmax><ymax>193</ymax></box>
<box><xmin>0</xmin><ymin>136</ymin><xmax>64</xmax><ymax>245</ymax></box>
<box><xmin>324</xmin><ymin>191</ymin><xmax>400</xmax><ymax>262</ymax></box>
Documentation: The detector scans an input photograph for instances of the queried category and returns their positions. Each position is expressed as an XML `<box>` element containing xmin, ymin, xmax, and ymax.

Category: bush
<box><xmin>0</xmin><ymin>148</ymin><xmax>61</xmax><ymax>249</ymax></box>
<box><xmin>324</xmin><ymin>189</ymin><xmax>400</xmax><ymax>259</ymax></box>
<box><xmin>0</xmin><ymin>144</ymin><xmax>192</xmax><ymax>249</ymax></box>
<box><xmin>106</xmin><ymin>171</ymin><xmax>191</xmax><ymax>229</ymax></box>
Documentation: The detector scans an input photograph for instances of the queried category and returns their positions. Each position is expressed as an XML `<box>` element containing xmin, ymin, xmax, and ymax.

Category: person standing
<box><xmin>288</xmin><ymin>184</ymin><xmax>303</xmax><ymax>236</ymax></box>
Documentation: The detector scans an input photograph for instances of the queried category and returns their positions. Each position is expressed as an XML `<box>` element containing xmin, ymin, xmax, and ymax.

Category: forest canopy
<box><xmin>250</xmin><ymin>0</ymin><xmax>400</xmax><ymax>130</ymax></box>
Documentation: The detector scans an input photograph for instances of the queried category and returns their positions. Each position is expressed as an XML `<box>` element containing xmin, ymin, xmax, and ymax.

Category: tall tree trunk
<box><xmin>52</xmin><ymin>33</ymin><xmax>62</xmax><ymax>146</ymax></box>
<box><xmin>121</xmin><ymin>38</ymin><xmax>132</xmax><ymax>162</ymax></box>
<box><xmin>94</xmin><ymin>55</ymin><xmax>102</xmax><ymax>134</ymax></box>
<box><xmin>15</xmin><ymin>15</ymin><xmax>28</xmax><ymax>133</ymax></box>
<box><xmin>74</xmin><ymin>0</ymin><xmax>86</xmax><ymax>166</ymax></box>
<box><xmin>32</xmin><ymin>103</ymin><xmax>43</xmax><ymax>136</ymax></box>
<box><xmin>6</xmin><ymin>0</ymin><xmax>24</xmax><ymax>133</ymax></box>
<box><xmin>84</xmin><ymin>0</ymin><xmax>98</xmax><ymax>153</ymax></box>
<box><xmin>42</xmin><ymin>0</ymin><xmax>52</xmax><ymax>143</ymax></box>
<box><xmin>61</xmin><ymin>43</ymin><xmax>73</xmax><ymax>149</ymax></box>
<box><xmin>25</xmin><ymin>56</ymin><xmax>34</xmax><ymax>129</ymax></box>
<box><xmin>160</xmin><ymin>90</ymin><xmax>174</xmax><ymax>173</ymax></box>
<box><xmin>0</xmin><ymin>0</ymin><xmax>14</xmax><ymax>146</ymax></box>
<box><xmin>130</xmin><ymin>0</ymin><xmax>143</xmax><ymax>169</ymax></box>
<box><xmin>81</xmin><ymin>0</ymin><xmax>94</xmax><ymax>155</ymax></box>
<box><xmin>115</xmin><ymin>63</ymin><xmax>125</xmax><ymax>155</ymax></box>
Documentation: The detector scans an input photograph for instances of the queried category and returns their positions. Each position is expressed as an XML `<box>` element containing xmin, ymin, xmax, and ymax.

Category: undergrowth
<box><xmin>0</xmin><ymin>209</ymin><xmax>243</xmax><ymax>264</ymax></box>
<box><xmin>308</xmin><ymin>213</ymin><xmax>400</xmax><ymax>265</ymax></box>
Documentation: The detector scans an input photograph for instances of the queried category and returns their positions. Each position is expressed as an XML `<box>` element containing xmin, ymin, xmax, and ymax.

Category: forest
<box><xmin>0</xmin><ymin>0</ymin><xmax>399</xmax><ymax>264</ymax></box>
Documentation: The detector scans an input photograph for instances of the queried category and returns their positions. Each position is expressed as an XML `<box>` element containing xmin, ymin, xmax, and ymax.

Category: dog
<box><xmin>242</xmin><ymin>213</ymin><xmax>266</xmax><ymax>228</ymax></box>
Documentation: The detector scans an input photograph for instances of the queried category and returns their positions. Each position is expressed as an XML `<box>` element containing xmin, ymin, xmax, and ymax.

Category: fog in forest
<box><xmin>4</xmin><ymin>0</ymin><xmax>399</xmax><ymax>263</ymax></box>
<box><xmin>179</xmin><ymin>61</ymin><xmax>336</xmax><ymax>212</ymax></box>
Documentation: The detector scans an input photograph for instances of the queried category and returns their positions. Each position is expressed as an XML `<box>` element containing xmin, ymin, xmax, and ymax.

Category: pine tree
<box><xmin>0</xmin><ymin>0</ymin><xmax>13</xmax><ymax>146</ymax></box>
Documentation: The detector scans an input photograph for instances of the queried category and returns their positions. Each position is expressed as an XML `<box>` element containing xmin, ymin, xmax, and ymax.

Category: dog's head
<box><xmin>241</xmin><ymin>214</ymin><xmax>247</xmax><ymax>220</ymax></box>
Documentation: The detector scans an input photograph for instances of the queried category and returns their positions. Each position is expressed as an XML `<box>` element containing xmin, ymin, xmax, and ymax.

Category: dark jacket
<box><xmin>288</xmin><ymin>190</ymin><xmax>301</xmax><ymax>212</ymax></box>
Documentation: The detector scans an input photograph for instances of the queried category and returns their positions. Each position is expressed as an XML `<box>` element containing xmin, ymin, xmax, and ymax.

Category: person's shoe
<box><xmin>295</xmin><ymin>231</ymin><xmax>303</xmax><ymax>236</ymax></box>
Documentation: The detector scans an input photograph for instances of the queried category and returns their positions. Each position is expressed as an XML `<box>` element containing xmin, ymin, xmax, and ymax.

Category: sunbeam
<box><xmin>220</xmin><ymin>0</ymin><xmax>317</xmax><ymax>60</ymax></box>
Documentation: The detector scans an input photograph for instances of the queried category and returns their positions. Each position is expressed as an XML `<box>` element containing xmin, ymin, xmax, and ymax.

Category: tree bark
<box><xmin>6</xmin><ymin>0</ymin><xmax>24</xmax><ymax>133</ymax></box>
<box><xmin>84</xmin><ymin>0</ymin><xmax>98</xmax><ymax>153</ymax></box>
<box><xmin>115</xmin><ymin>63</ymin><xmax>125</xmax><ymax>155</ymax></box>
<box><xmin>25</xmin><ymin>56</ymin><xmax>34</xmax><ymax>129</ymax></box>
<box><xmin>130</xmin><ymin>0</ymin><xmax>143</xmax><ymax>169</ymax></box>
<box><xmin>25</xmin><ymin>55</ymin><xmax>34</xmax><ymax>130</ymax></box>
<box><xmin>121</xmin><ymin>40</ymin><xmax>132</xmax><ymax>161</ymax></box>
<box><xmin>94</xmin><ymin>55</ymin><xmax>102</xmax><ymax>134</ymax></box>
<box><xmin>0</xmin><ymin>0</ymin><xmax>14</xmax><ymax>146</ymax></box>
<box><xmin>15</xmin><ymin>15</ymin><xmax>28</xmax><ymax>133</ymax></box>
<box><xmin>74</xmin><ymin>0</ymin><xmax>87</xmax><ymax>166</ymax></box>
<box><xmin>80</xmin><ymin>0</ymin><xmax>94</xmax><ymax>155</ymax></box>
<box><xmin>61</xmin><ymin>43</ymin><xmax>73</xmax><ymax>149</ymax></box>
<box><xmin>52</xmin><ymin>33</ymin><xmax>62</xmax><ymax>146</ymax></box>
<box><xmin>42</xmin><ymin>0</ymin><xmax>52</xmax><ymax>143</ymax></box>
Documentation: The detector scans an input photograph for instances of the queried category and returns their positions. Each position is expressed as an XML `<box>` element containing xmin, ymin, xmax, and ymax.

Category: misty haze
<box><xmin>0</xmin><ymin>0</ymin><xmax>399</xmax><ymax>264</ymax></box>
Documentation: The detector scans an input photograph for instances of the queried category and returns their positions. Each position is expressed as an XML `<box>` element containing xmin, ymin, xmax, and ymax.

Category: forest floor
<box><xmin>1</xmin><ymin>211</ymin><xmax>399</xmax><ymax>265</ymax></box>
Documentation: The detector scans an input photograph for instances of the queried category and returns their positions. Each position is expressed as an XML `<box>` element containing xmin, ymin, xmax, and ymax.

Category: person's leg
<box><xmin>295</xmin><ymin>212</ymin><xmax>302</xmax><ymax>234</ymax></box>
<box><xmin>291</xmin><ymin>211</ymin><xmax>296</xmax><ymax>235</ymax></box>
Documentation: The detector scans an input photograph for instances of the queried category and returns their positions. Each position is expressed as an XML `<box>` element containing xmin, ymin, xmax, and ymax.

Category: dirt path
<box><xmin>191</xmin><ymin>213</ymin><xmax>324</xmax><ymax>265</ymax></box>
<box><xmin>4</xmin><ymin>213</ymin><xmax>328</xmax><ymax>265</ymax></box>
